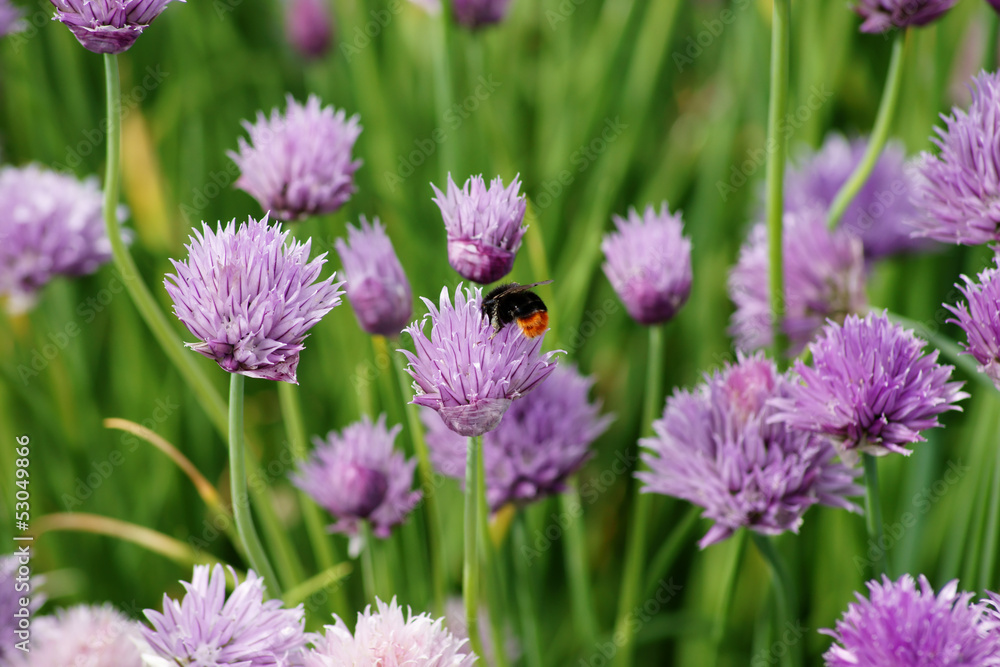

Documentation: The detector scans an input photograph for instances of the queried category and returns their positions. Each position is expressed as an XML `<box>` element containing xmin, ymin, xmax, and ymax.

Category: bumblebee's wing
<box><xmin>494</xmin><ymin>280</ymin><xmax>553</xmax><ymax>297</ymax></box>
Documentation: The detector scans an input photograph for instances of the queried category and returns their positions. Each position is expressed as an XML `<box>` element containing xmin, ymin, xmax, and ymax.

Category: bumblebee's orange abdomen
<box><xmin>517</xmin><ymin>311</ymin><xmax>549</xmax><ymax>338</ymax></box>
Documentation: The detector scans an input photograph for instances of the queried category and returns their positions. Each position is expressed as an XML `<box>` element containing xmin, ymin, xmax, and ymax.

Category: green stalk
<box><xmin>431</xmin><ymin>0</ymin><xmax>457</xmax><ymax>176</ymax></box>
<box><xmin>826</xmin><ymin>30</ymin><xmax>907</xmax><ymax>230</ymax></box>
<box><xmin>985</xmin><ymin>8</ymin><xmax>999</xmax><ymax>73</ymax></box>
<box><xmin>750</xmin><ymin>534</ymin><xmax>798</xmax><ymax>667</ymax></box>
<box><xmin>560</xmin><ymin>483</ymin><xmax>600</xmax><ymax>640</ymax></box>
<box><xmin>360</xmin><ymin>520</ymin><xmax>378</xmax><ymax>602</ymax></box>
<box><xmin>863</xmin><ymin>453</ymin><xmax>889</xmax><ymax>576</ymax></box>
<box><xmin>475</xmin><ymin>431</ymin><xmax>509</xmax><ymax>667</ymax></box>
<box><xmin>513</xmin><ymin>512</ymin><xmax>545</xmax><ymax>667</ymax></box>
<box><xmin>464</xmin><ymin>435</ymin><xmax>486</xmax><ymax>660</ymax></box>
<box><xmin>766</xmin><ymin>0</ymin><xmax>791</xmax><ymax>364</ymax></box>
<box><xmin>979</xmin><ymin>431</ymin><xmax>1000</xmax><ymax>591</ymax></box>
<box><xmin>612</xmin><ymin>324</ymin><xmax>664</xmax><ymax>667</ymax></box>
<box><xmin>229</xmin><ymin>374</ymin><xmax>281</xmax><ymax>595</ymax></box>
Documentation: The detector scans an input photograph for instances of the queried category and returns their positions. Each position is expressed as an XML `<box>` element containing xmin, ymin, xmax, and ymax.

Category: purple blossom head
<box><xmin>304</xmin><ymin>597</ymin><xmax>476</xmax><ymax>666</ymax></box>
<box><xmin>729</xmin><ymin>207</ymin><xmax>867</xmax><ymax>356</ymax></box>
<box><xmin>784</xmin><ymin>134</ymin><xmax>932</xmax><ymax>260</ymax></box>
<box><xmin>637</xmin><ymin>353</ymin><xmax>863</xmax><ymax>548</ymax></box>
<box><xmin>0</xmin><ymin>164</ymin><xmax>126</xmax><ymax>314</ymax></box>
<box><xmin>769</xmin><ymin>312</ymin><xmax>968</xmax><ymax>464</ymax></box>
<box><xmin>1</xmin><ymin>0</ymin><xmax>24</xmax><ymax>36</ymax></box>
<box><xmin>601</xmin><ymin>202</ymin><xmax>692</xmax><ymax>325</ymax></box>
<box><xmin>822</xmin><ymin>575</ymin><xmax>1000</xmax><ymax>666</ymax></box>
<box><xmin>431</xmin><ymin>174</ymin><xmax>527</xmax><ymax>284</ymax></box>
<box><xmin>142</xmin><ymin>564</ymin><xmax>306</xmax><ymax>666</ymax></box>
<box><xmin>50</xmin><ymin>0</ymin><xmax>183</xmax><ymax>53</ymax></box>
<box><xmin>422</xmin><ymin>364</ymin><xmax>612</xmax><ymax>511</ymax></box>
<box><xmin>229</xmin><ymin>95</ymin><xmax>362</xmax><ymax>221</ymax></box>
<box><xmin>334</xmin><ymin>216</ymin><xmax>412</xmax><ymax>337</ymax></box>
<box><xmin>945</xmin><ymin>259</ymin><xmax>1000</xmax><ymax>390</ymax></box>
<box><xmin>401</xmin><ymin>284</ymin><xmax>560</xmax><ymax>437</ymax></box>
<box><xmin>285</xmin><ymin>0</ymin><xmax>332</xmax><ymax>59</ymax></box>
<box><xmin>852</xmin><ymin>0</ymin><xmax>957</xmax><ymax>32</ymax></box>
<box><xmin>990</xmin><ymin>0</ymin><xmax>1000</xmax><ymax>12</ymax></box>
<box><xmin>291</xmin><ymin>414</ymin><xmax>421</xmax><ymax>540</ymax></box>
<box><xmin>164</xmin><ymin>215</ymin><xmax>344</xmax><ymax>383</ymax></box>
<box><xmin>913</xmin><ymin>71</ymin><xmax>1000</xmax><ymax>246</ymax></box>
<box><xmin>13</xmin><ymin>604</ymin><xmax>148</xmax><ymax>667</ymax></box>
<box><xmin>452</xmin><ymin>0</ymin><xmax>510</xmax><ymax>28</ymax></box>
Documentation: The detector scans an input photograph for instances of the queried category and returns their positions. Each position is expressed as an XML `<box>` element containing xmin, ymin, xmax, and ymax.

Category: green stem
<box><xmin>360</xmin><ymin>520</ymin><xmax>378</xmax><ymax>602</ymax></box>
<box><xmin>431</xmin><ymin>0</ymin><xmax>457</xmax><ymax>176</ymax></box>
<box><xmin>475</xmin><ymin>432</ymin><xmax>509</xmax><ymax>667</ymax></box>
<box><xmin>750</xmin><ymin>534</ymin><xmax>797</xmax><ymax>667</ymax></box>
<box><xmin>826</xmin><ymin>29</ymin><xmax>907</xmax><ymax>230</ymax></box>
<box><xmin>612</xmin><ymin>324</ymin><xmax>665</xmax><ymax>667</ymax></box>
<box><xmin>464</xmin><ymin>435</ymin><xmax>486</xmax><ymax>660</ymax></box>
<box><xmin>985</xmin><ymin>8</ymin><xmax>999</xmax><ymax>73</ymax></box>
<box><xmin>513</xmin><ymin>513</ymin><xmax>545</xmax><ymax>667</ymax></box>
<box><xmin>863</xmin><ymin>453</ymin><xmax>889</xmax><ymax>576</ymax></box>
<box><xmin>766</xmin><ymin>0</ymin><xmax>791</xmax><ymax>364</ymax></box>
<box><xmin>979</xmin><ymin>432</ymin><xmax>1000</xmax><ymax>591</ymax></box>
<box><xmin>560</xmin><ymin>484</ymin><xmax>600</xmax><ymax>640</ymax></box>
<box><xmin>643</xmin><ymin>504</ymin><xmax>701</xmax><ymax>598</ymax></box>
<box><xmin>228</xmin><ymin>374</ymin><xmax>281</xmax><ymax>595</ymax></box>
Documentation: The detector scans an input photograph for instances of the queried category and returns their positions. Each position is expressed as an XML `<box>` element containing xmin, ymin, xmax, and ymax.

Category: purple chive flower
<box><xmin>0</xmin><ymin>164</ymin><xmax>126</xmax><ymax>314</ymax></box>
<box><xmin>913</xmin><ymin>71</ymin><xmax>1000</xmax><ymax>246</ymax></box>
<box><xmin>945</xmin><ymin>259</ymin><xmax>1000</xmax><ymax>390</ymax></box>
<box><xmin>770</xmin><ymin>312</ymin><xmax>968</xmax><ymax>464</ymax></box>
<box><xmin>164</xmin><ymin>215</ymin><xmax>344</xmax><ymax>383</ymax></box>
<box><xmin>142</xmin><ymin>564</ymin><xmax>306</xmax><ymax>666</ymax></box>
<box><xmin>305</xmin><ymin>597</ymin><xmax>476</xmax><ymax>666</ymax></box>
<box><xmin>822</xmin><ymin>575</ymin><xmax>1000</xmax><ymax>666</ymax></box>
<box><xmin>291</xmin><ymin>414</ymin><xmax>421</xmax><ymax>544</ymax></box>
<box><xmin>637</xmin><ymin>353</ymin><xmax>863</xmax><ymax>548</ymax></box>
<box><xmin>853</xmin><ymin>0</ymin><xmax>957</xmax><ymax>32</ymax></box>
<box><xmin>50</xmin><ymin>0</ymin><xmax>183</xmax><ymax>53</ymax></box>
<box><xmin>1</xmin><ymin>0</ymin><xmax>24</xmax><ymax>36</ymax></box>
<box><xmin>452</xmin><ymin>0</ymin><xmax>510</xmax><ymax>28</ymax></box>
<box><xmin>13</xmin><ymin>604</ymin><xmax>148</xmax><ymax>667</ymax></box>
<box><xmin>401</xmin><ymin>284</ymin><xmax>559</xmax><ymax>437</ymax></box>
<box><xmin>285</xmin><ymin>0</ymin><xmax>332</xmax><ymax>59</ymax></box>
<box><xmin>334</xmin><ymin>216</ymin><xmax>413</xmax><ymax>337</ymax></box>
<box><xmin>990</xmin><ymin>0</ymin><xmax>1000</xmax><ymax>13</ymax></box>
<box><xmin>601</xmin><ymin>202</ymin><xmax>692</xmax><ymax>325</ymax></box>
<box><xmin>431</xmin><ymin>174</ymin><xmax>527</xmax><ymax>284</ymax></box>
<box><xmin>729</xmin><ymin>207</ymin><xmax>867</xmax><ymax>356</ymax></box>
<box><xmin>229</xmin><ymin>95</ymin><xmax>362</xmax><ymax>221</ymax></box>
<box><xmin>423</xmin><ymin>365</ymin><xmax>612</xmax><ymax>511</ymax></box>
<box><xmin>784</xmin><ymin>134</ymin><xmax>932</xmax><ymax>259</ymax></box>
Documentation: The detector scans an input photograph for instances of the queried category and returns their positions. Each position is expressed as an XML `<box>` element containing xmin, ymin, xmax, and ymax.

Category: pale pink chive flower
<box><xmin>400</xmin><ymin>284</ymin><xmax>559</xmax><ymax>437</ymax></box>
<box><xmin>601</xmin><ymin>202</ymin><xmax>692</xmax><ymax>325</ymax></box>
<box><xmin>229</xmin><ymin>95</ymin><xmax>362</xmax><ymax>221</ymax></box>
<box><xmin>164</xmin><ymin>215</ymin><xmax>344</xmax><ymax>383</ymax></box>
<box><xmin>770</xmin><ymin>312</ymin><xmax>967</xmax><ymax>464</ymax></box>
<box><xmin>50</xmin><ymin>0</ymin><xmax>184</xmax><ymax>53</ymax></box>
<box><xmin>11</xmin><ymin>604</ymin><xmax>148</xmax><ymax>667</ymax></box>
<box><xmin>638</xmin><ymin>353</ymin><xmax>862</xmax><ymax>548</ymax></box>
<box><xmin>335</xmin><ymin>216</ymin><xmax>413</xmax><ymax>337</ymax></box>
<box><xmin>432</xmin><ymin>174</ymin><xmax>527</xmax><ymax>284</ymax></box>
<box><xmin>142</xmin><ymin>564</ymin><xmax>307</xmax><ymax>666</ymax></box>
<box><xmin>290</xmin><ymin>414</ymin><xmax>421</xmax><ymax>545</ymax></box>
<box><xmin>304</xmin><ymin>597</ymin><xmax>477</xmax><ymax>666</ymax></box>
<box><xmin>822</xmin><ymin>575</ymin><xmax>1000</xmax><ymax>666</ymax></box>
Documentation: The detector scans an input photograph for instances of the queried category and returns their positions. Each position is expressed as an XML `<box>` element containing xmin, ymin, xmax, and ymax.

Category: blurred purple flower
<box><xmin>164</xmin><ymin>215</ymin><xmax>344</xmax><ymax>383</ymax></box>
<box><xmin>728</xmin><ymin>207</ymin><xmax>867</xmax><ymax>356</ymax></box>
<box><xmin>913</xmin><ymin>71</ymin><xmax>1000</xmax><ymax>245</ymax></box>
<box><xmin>291</xmin><ymin>414</ymin><xmax>421</xmax><ymax>541</ymax></box>
<box><xmin>770</xmin><ymin>312</ymin><xmax>967</xmax><ymax>464</ymax></box>
<box><xmin>431</xmin><ymin>174</ymin><xmax>527</xmax><ymax>284</ymax></box>
<box><xmin>13</xmin><ymin>604</ymin><xmax>148</xmax><ymax>667</ymax></box>
<box><xmin>601</xmin><ymin>202</ymin><xmax>692</xmax><ymax>325</ymax></box>
<box><xmin>1</xmin><ymin>0</ymin><xmax>24</xmax><ymax>36</ymax></box>
<box><xmin>637</xmin><ymin>353</ymin><xmax>863</xmax><ymax>548</ymax></box>
<box><xmin>822</xmin><ymin>574</ymin><xmax>1000</xmax><ymax>666</ymax></box>
<box><xmin>335</xmin><ymin>216</ymin><xmax>412</xmax><ymax>337</ymax></box>
<box><xmin>304</xmin><ymin>597</ymin><xmax>476</xmax><ymax>666</ymax></box>
<box><xmin>990</xmin><ymin>0</ymin><xmax>1000</xmax><ymax>12</ymax></box>
<box><xmin>400</xmin><ymin>284</ymin><xmax>559</xmax><ymax>437</ymax></box>
<box><xmin>229</xmin><ymin>95</ymin><xmax>361</xmax><ymax>221</ymax></box>
<box><xmin>423</xmin><ymin>364</ymin><xmax>612</xmax><ymax>511</ymax></box>
<box><xmin>285</xmin><ymin>0</ymin><xmax>332</xmax><ymax>59</ymax></box>
<box><xmin>784</xmin><ymin>134</ymin><xmax>932</xmax><ymax>259</ymax></box>
<box><xmin>945</xmin><ymin>259</ymin><xmax>1000</xmax><ymax>391</ymax></box>
<box><xmin>50</xmin><ymin>0</ymin><xmax>183</xmax><ymax>53</ymax></box>
<box><xmin>452</xmin><ymin>0</ymin><xmax>510</xmax><ymax>28</ymax></box>
<box><xmin>0</xmin><ymin>164</ymin><xmax>126</xmax><ymax>314</ymax></box>
<box><xmin>142</xmin><ymin>564</ymin><xmax>306</xmax><ymax>666</ymax></box>
<box><xmin>853</xmin><ymin>0</ymin><xmax>957</xmax><ymax>32</ymax></box>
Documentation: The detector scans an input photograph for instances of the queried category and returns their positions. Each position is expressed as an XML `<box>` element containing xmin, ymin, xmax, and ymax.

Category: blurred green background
<box><xmin>2</xmin><ymin>0</ymin><xmax>999</xmax><ymax>663</ymax></box>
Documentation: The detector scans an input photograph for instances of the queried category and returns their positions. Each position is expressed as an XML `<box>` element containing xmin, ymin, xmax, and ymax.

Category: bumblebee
<box><xmin>481</xmin><ymin>280</ymin><xmax>553</xmax><ymax>339</ymax></box>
